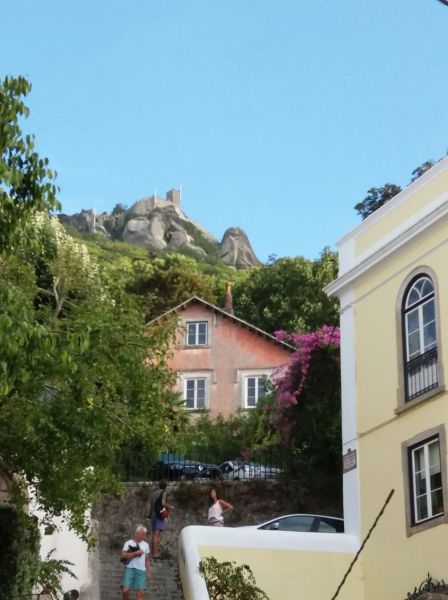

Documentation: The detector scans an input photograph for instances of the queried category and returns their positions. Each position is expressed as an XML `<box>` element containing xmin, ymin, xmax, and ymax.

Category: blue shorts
<box><xmin>151</xmin><ymin>515</ymin><xmax>166</xmax><ymax>531</ymax></box>
<box><xmin>121</xmin><ymin>567</ymin><xmax>147</xmax><ymax>591</ymax></box>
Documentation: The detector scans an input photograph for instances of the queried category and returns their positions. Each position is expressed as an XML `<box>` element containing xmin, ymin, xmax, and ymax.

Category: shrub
<box><xmin>199</xmin><ymin>556</ymin><xmax>270</xmax><ymax>600</ymax></box>
<box><xmin>0</xmin><ymin>503</ymin><xmax>40</xmax><ymax>598</ymax></box>
<box><xmin>36</xmin><ymin>549</ymin><xmax>76</xmax><ymax>599</ymax></box>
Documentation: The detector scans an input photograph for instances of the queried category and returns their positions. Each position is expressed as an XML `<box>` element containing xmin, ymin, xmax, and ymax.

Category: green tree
<box><xmin>66</xmin><ymin>231</ymin><xmax>237</xmax><ymax>319</ymax></box>
<box><xmin>0</xmin><ymin>77</ymin><xmax>182</xmax><ymax>539</ymax></box>
<box><xmin>126</xmin><ymin>252</ymin><xmax>218</xmax><ymax>321</ymax></box>
<box><xmin>244</xmin><ymin>327</ymin><xmax>342</xmax><ymax>502</ymax></box>
<box><xmin>354</xmin><ymin>183</ymin><xmax>402</xmax><ymax>220</ymax></box>
<box><xmin>1</xmin><ymin>215</ymin><xmax>180</xmax><ymax>538</ymax></box>
<box><xmin>354</xmin><ymin>158</ymin><xmax>440</xmax><ymax>220</ymax></box>
<box><xmin>176</xmin><ymin>411</ymin><xmax>249</xmax><ymax>464</ymax></box>
<box><xmin>232</xmin><ymin>249</ymin><xmax>339</xmax><ymax>334</ymax></box>
<box><xmin>410</xmin><ymin>160</ymin><xmax>435</xmax><ymax>183</ymax></box>
<box><xmin>0</xmin><ymin>76</ymin><xmax>59</xmax><ymax>252</ymax></box>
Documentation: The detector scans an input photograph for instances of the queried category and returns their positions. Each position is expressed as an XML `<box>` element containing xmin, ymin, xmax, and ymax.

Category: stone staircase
<box><xmin>149</xmin><ymin>559</ymin><xmax>184</xmax><ymax>599</ymax></box>
<box><xmin>99</xmin><ymin>556</ymin><xmax>183</xmax><ymax>600</ymax></box>
<box><xmin>94</xmin><ymin>482</ymin><xmax>187</xmax><ymax>600</ymax></box>
<box><xmin>93</xmin><ymin>479</ymin><xmax>302</xmax><ymax>600</ymax></box>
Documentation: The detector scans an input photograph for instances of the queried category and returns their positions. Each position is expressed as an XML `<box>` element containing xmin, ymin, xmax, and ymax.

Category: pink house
<box><xmin>150</xmin><ymin>294</ymin><xmax>293</xmax><ymax>418</ymax></box>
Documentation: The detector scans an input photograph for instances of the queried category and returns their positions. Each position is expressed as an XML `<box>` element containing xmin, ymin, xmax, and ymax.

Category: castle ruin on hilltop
<box><xmin>128</xmin><ymin>188</ymin><xmax>181</xmax><ymax>215</ymax></box>
<box><xmin>58</xmin><ymin>187</ymin><xmax>261</xmax><ymax>268</ymax></box>
<box><xmin>59</xmin><ymin>188</ymin><xmax>182</xmax><ymax>234</ymax></box>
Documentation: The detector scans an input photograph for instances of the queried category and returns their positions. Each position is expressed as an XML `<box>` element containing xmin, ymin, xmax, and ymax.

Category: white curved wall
<box><xmin>179</xmin><ymin>525</ymin><xmax>363</xmax><ymax>600</ymax></box>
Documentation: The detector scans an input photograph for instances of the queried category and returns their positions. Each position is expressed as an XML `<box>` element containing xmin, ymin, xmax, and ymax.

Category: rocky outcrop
<box><xmin>123</xmin><ymin>213</ymin><xmax>166</xmax><ymax>251</ymax></box>
<box><xmin>59</xmin><ymin>209</ymin><xmax>109</xmax><ymax>236</ymax></box>
<box><xmin>220</xmin><ymin>227</ymin><xmax>261</xmax><ymax>268</ymax></box>
<box><xmin>122</xmin><ymin>206</ymin><xmax>207</xmax><ymax>256</ymax></box>
<box><xmin>59</xmin><ymin>191</ymin><xmax>260</xmax><ymax>268</ymax></box>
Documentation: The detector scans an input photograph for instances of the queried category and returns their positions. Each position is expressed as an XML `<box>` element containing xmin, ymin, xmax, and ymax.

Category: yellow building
<box><xmin>326</xmin><ymin>156</ymin><xmax>448</xmax><ymax>599</ymax></box>
<box><xmin>179</xmin><ymin>159</ymin><xmax>448</xmax><ymax>600</ymax></box>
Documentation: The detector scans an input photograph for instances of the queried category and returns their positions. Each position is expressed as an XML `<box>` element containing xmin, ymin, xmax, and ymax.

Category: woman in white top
<box><xmin>208</xmin><ymin>488</ymin><xmax>233</xmax><ymax>527</ymax></box>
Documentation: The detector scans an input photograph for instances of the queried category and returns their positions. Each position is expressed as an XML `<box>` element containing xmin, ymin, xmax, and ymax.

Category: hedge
<box><xmin>0</xmin><ymin>503</ymin><xmax>40</xmax><ymax>598</ymax></box>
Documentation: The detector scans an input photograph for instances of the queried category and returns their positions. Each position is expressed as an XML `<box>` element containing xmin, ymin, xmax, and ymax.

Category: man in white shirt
<box><xmin>121</xmin><ymin>524</ymin><xmax>151</xmax><ymax>600</ymax></box>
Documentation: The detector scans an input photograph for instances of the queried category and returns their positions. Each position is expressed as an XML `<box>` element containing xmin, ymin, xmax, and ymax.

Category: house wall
<box><xmin>167</xmin><ymin>303</ymin><xmax>291</xmax><ymax>418</ymax></box>
<box><xmin>338</xmin><ymin>164</ymin><xmax>448</xmax><ymax>599</ymax></box>
<box><xmin>358</xmin><ymin>414</ymin><xmax>448</xmax><ymax>599</ymax></box>
<box><xmin>30</xmin><ymin>501</ymin><xmax>99</xmax><ymax>599</ymax></box>
<box><xmin>355</xmin><ymin>223</ymin><xmax>448</xmax><ymax>433</ymax></box>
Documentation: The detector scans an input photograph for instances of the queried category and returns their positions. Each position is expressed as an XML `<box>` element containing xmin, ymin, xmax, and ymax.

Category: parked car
<box><xmin>151</xmin><ymin>454</ymin><xmax>183</xmax><ymax>480</ymax></box>
<box><xmin>240</xmin><ymin>513</ymin><xmax>344</xmax><ymax>533</ymax></box>
<box><xmin>151</xmin><ymin>454</ymin><xmax>218</xmax><ymax>480</ymax></box>
<box><xmin>217</xmin><ymin>460</ymin><xmax>282</xmax><ymax>480</ymax></box>
<box><xmin>181</xmin><ymin>460</ymin><xmax>218</xmax><ymax>480</ymax></box>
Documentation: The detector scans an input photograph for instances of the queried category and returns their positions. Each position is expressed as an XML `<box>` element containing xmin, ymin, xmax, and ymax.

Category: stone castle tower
<box><xmin>129</xmin><ymin>188</ymin><xmax>181</xmax><ymax>216</ymax></box>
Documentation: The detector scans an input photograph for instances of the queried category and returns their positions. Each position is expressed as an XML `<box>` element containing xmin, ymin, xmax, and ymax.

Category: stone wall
<box><xmin>92</xmin><ymin>479</ymin><xmax>341</xmax><ymax>600</ymax></box>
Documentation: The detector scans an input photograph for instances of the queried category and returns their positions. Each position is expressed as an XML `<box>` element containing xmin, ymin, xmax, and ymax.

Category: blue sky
<box><xmin>2</xmin><ymin>0</ymin><xmax>448</xmax><ymax>262</ymax></box>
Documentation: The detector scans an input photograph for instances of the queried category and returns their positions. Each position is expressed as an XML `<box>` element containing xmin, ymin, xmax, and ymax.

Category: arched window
<box><xmin>402</xmin><ymin>275</ymin><xmax>438</xmax><ymax>401</ymax></box>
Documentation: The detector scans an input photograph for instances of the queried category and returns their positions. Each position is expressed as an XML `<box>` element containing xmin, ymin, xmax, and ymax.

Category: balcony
<box><xmin>405</xmin><ymin>347</ymin><xmax>438</xmax><ymax>402</ymax></box>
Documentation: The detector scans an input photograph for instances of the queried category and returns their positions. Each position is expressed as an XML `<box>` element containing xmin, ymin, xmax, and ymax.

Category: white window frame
<box><xmin>177</xmin><ymin>371</ymin><xmax>212</xmax><ymax>411</ymax></box>
<box><xmin>402</xmin><ymin>425</ymin><xmax>448</xmax><ymax>536</ymax></box>
<box><xmin>185</xmin><ymin>321</ymin><xmax>209</xmax><ymax>347</ymax></box>
<box><xmin>238</xmin><ymin>370</ymin><xmax>271</xmax><ymax>409</ymax></box>
<box><xmin>245</xmin><ymin>376</ymin><xmax>267</xmax><ymax>408</ymax></box>
<box><xmin>395</xmin><ymin>268</ymin><xmax>445</xmax><ymax>413</ymax></box>
<box><xmin>184</xmin><ymin>378</ymin><xmax>206</xmax><ymax>410</ymax></box>
<box><xmin>402</xmin><ymin>275</ymin><xmax>438</xmax><ymax>403</ymax></box>
<box><xmin>410</xmin><ymin>437</ymin><xmax>443</xmax><ymax>524</ymax></box>
<box><xmin>404</xmin><ymin>276</ymin><xmax>436</xmax><ymax>361</ymax></box>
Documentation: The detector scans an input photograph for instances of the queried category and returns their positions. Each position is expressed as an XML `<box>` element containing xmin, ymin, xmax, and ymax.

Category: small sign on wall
<box><xmin>342</xmin><ymin>448</ymin><xmax>357</xmax><ymax>473</ymax></box>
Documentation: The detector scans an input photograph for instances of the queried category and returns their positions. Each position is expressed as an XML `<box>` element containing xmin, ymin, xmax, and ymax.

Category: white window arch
<box><xmin>402</xmin><ymin>275</ymin><xmax>438</xmax><ymax>401</ymax></box>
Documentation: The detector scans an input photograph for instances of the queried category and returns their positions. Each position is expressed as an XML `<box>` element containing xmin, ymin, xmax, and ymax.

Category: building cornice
<box><xmin>336</xmin><ymin>156</ymin><xmax>448</xmax><ymax>248</ymax></box>
<box><xmin>326</xmin><ymin>199</ymin><xmax>448</xmax><ymax>297</ymax></box>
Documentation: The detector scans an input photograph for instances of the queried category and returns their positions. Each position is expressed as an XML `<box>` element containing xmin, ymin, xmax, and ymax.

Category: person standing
<box><xmin>150</xmin><ymin>480</ymin><xmax>174</xmax><ymax>559</ymax></box>
<box><xmin>208</xmin><ymin>488</ymin><xmax>233</xmax><ymax>527</ymax></box>
<box><xmin>120</xmin><ymin>524</ymin><xmax>151</xmax><ymax>600</ymax></box>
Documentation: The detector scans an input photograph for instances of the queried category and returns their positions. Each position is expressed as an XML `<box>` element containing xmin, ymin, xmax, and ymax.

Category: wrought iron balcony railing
<box><xmin>405</xmin><ymin>347</ymin><xmax>438</xmax><ymax>402</ymax></box>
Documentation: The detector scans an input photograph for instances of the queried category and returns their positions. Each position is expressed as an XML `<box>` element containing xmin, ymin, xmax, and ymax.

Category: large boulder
<box><xmin>219</xmin><ymin>227</ymin><xmax>260</xmax><ymax>268</ymax></box>
<box><xmin>122</xmin><ymin>207</ymin><xmax>207</xmax><ymax>253</ymax></box>
<box><xmin>123</xmin><ymin>214</ymin><xmax>166</xmax><ymax>250</ymax></box>
<box><xmin>165</xmin><ymin>220</ymin><xmax>190</xmax><ymax>251</ymax></box>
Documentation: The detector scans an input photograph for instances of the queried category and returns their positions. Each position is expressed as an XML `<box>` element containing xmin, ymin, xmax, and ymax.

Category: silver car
<box><xmin>217</xmin><ymin>460</ymin><xmax>282</xmax><ymax>480</ymax></box>
<box><xmin>241</xmin><ymin>513</ymin><xmax>344</xmax><ymax>533</ymax></box>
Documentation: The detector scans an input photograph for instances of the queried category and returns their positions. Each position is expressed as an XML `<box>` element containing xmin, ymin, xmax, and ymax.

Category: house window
<box><xmin>245</xmin><ymin>376</ymin><xmax>266</xmax><ymax>408</ymax></box>
<box><xmin>410</xmin><ymin>436</ymin><xmax>443</xmax><ymax>524</ymax></box>
<box><xmin>186</xmin><ymin>321</ymin><xmax>208</xmax><ymax>346</ymax></box>
<box><xmin>184</xmin><ymin>378</ymin><xmax>207</xmax><ymax>409</ymax></box>
<box><xmin>402</xmin><ymin>426</ymin><xmax>448</xmax><ymax>536</ymax></box>
<box><xmin>402</xmin><ymin>275</ymin><xmax>438</xmax><ymax>402</ymax></box>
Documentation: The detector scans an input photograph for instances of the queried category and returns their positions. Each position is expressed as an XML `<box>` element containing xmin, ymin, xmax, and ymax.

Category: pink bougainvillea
<box><xmin>270</xmin><ymin>325</ymin><xmax>340</xmax><ymax>441</ymax></box>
